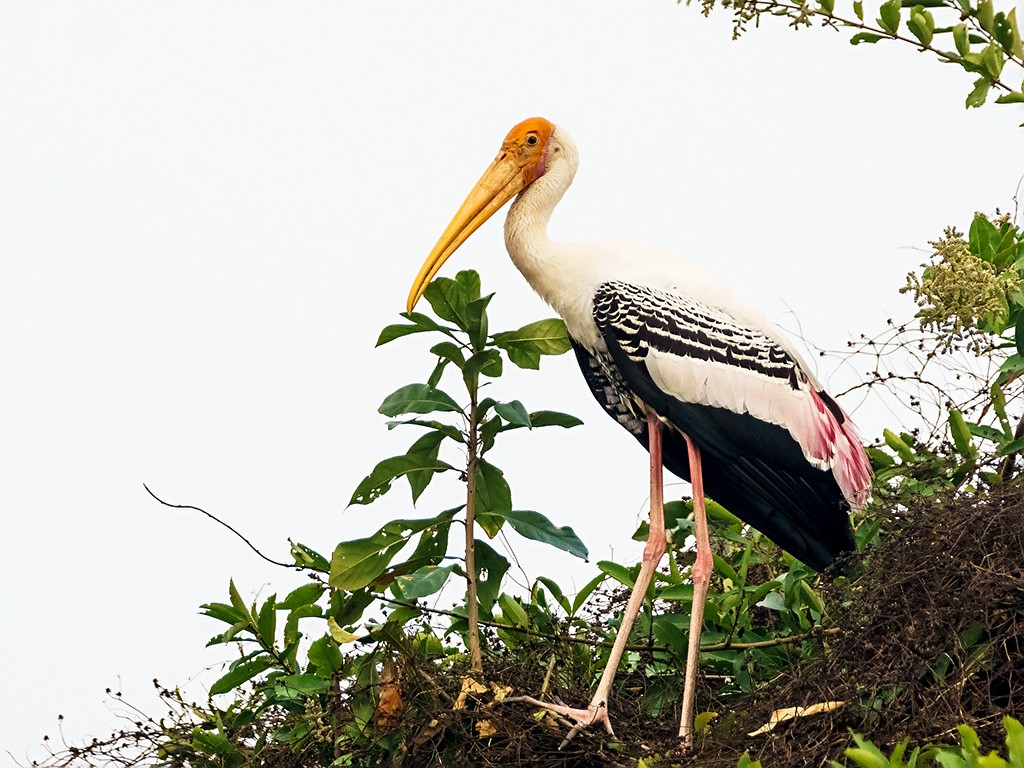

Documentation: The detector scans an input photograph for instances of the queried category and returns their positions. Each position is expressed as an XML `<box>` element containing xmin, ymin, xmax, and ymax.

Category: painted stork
<box><xmin>405</xmin><ymin>117</ymin><xmax>871</xmax><ymax>748</ymax></box>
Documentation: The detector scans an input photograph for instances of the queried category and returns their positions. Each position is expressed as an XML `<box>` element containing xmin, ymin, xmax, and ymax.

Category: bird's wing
<box><xmin>581</xmin><ymin>281</ymin><xmax>869</xmax><ymax>570</ymax></box>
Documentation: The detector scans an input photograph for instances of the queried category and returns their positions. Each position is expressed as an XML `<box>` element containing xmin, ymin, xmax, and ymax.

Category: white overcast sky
<box><xmin>2</xmin><ymin>1</ymin><xmax>1022</xmax><ymax>759</ymax></box>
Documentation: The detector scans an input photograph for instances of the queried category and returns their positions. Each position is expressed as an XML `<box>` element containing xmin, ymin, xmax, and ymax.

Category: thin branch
<box><xmin>143</xmin><ymin>484</ymin><xmax>313</xmax><ymax>573</ymax></box>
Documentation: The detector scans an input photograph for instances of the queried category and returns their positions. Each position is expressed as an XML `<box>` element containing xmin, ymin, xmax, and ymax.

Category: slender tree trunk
<box><xmin>464</xmin><ymin>387</ymin><xmax>483</xmax><ymax>673</ymax></box>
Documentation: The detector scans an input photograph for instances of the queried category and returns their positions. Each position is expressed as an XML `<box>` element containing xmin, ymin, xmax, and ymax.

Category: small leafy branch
<box><xmin>338</xmin><ymin>269</ymin><xmax>586</xmax><ymax>673</ymax></box>
<box><xmin>688</xmin><ymin>0</ymin><xmax>1024</xmax><ymax>111</ymax></box>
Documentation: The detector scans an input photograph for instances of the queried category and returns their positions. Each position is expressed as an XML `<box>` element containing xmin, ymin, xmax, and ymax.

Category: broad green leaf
<box><xmin>529</xmin><ymin>410</ymin><xmax>583</xmax><ymax>428</ymax></box>
<box><xmin>192</xmin><ymin>729</ymin><xmax>235</xmax><ymax>756</ymax></box>
<box><xmin>474</xmin><ymin>539</ymin><xmax>510</xmax><ymax>611</ymax></box>
<box><xmin>817</xmin><ymin>0</ymin><xmax>834</xmax><ymax>13</ymax></box>
<box><xmin>981</xmin><ymin>44</ymin><xmax>1004</xmax><ymax>79</ymax></box>
<box><xmin>376</xmin><ymin>312</ymin><xmax>455</xmax><ymax>346</ymax></box>
<box><xmin>257</xmin><ymin>595</ymin><xmax>276</xmax><ymax>646</ymax></box>
<box><xmin>330</xmin><ymin>535</ymin><xmax>406</xmax><ymax>591</ymax></box>
<box><xmin>954</xmin><ymin>22</ymin><xmax>970</xmax><ymax>55</ymax></box>
<box><xmin>379</xmin><ymin>383</ymin><xmax>462</xmax><ymax>417</ymax></box>
<box><xmin>465</xmin><ymin>294</ymin><xmax>493</xmax><ymax>351</ymax></box>
<box><xmin>209</xmin><ymin>655</ymin><xmax>273</xmax><ymax>696</ymax></box>
<box><xmin>851</xmin><ymin>32</ymin><xmax>886</xmax><ymax>44</ymax></box>
<box><xmin>497</xmin><ymin>593</ymin><xmax>530</xmax><ymax>628</ymax></box>
<box><xmin>327</xmin><ymin>615</ymin><xmax>362</xmax><ymax>643</ymax></box>
<box><xmin>308</xmin><ymin>634</ymin><xmax>343</xmax><ymax>675</ymax></box>
<box><xmin>201</xmin><ymin>601</ymin><xmax>247</xmax><ymax>626</ymax></box>
<box><xmin>495</xmin><ymin>400</ymin><xmax>532</xmax><ymax>428</ymax></box>
<box><xmin>394</xmin><ymin>564</ymin><xmax>456</xmax><ymax>599</ymax></box>
<box><xmin>996</xmin><ymin>434</ymin><xmax>1024</xmax><ymax>456</ymax></box>
<box><xmin>462</xmin><ymin>349</ymin><xmax>503</xmax><ymax>385</ymax></box>
<box><xmin>853</xmin><ymin>0</ymin><xmax>864</xmax><ymax>19</ymax></box>
<box><xmin>535</xmin><ymin>576</ymin><xmax>570</xmax><ymax>613</ymax></box>
<box><xmin>995</xmin><ymin>91</ymin><xmax>1024</xmax><ymax>104</ymax></box>
<box><xmin>878</xmin><ymin>0</ymin><xmax>902</xmax><ymax>34</ymax></box>
<box><xmin>424</xmin><ymin>276</ymin><xmax>470</xmax><ymax>330</ymax></box>
<box><xmin>279</xmin><ymin>583</ymin><xmax>325</xmax><ymax>610</ymax></box>
<box><xmin>492</xmin><ymin>318</ymin><xmax>572</xmax><ymax>369</ymax></box>
<box><xmin>385</xmin><ymin>418</ymin><xmax>463</xmax><ymax>442</ymax></box>
<box><xmin>598</xmin><ymin>560</ymin><xmax>637</xmax><ymax>588</ymax></box>
<box><xmin>1005</xmin><ymin>717</ymin><xmax>1024</xmax><ymax>766</ymax></box>
<box><xmin>429</xmin><ymin>341</ymin><xmax>466</xmax><ymax>368</ymax></box>
<box><xmin>474</xmin><ymin>458</ymin><xmax>512</xmax><ymax>537</ymax></box>
<box><xmin>288</xmin><ymin>540</ymin><xmax>330</xmax><ymax>572</ymax></box>
<box><xmin>967</xmin><ymin>421</ymin><xmax>1010</xmax><ymax>443</ymax></box>
<box><xmin>966</xmin><ymin>76</ymin><xmax>992</xmax><ymax>108</ymax></box>
<box><xmin>276</xmin><ymin>673</ymin><xmax>331</xmax><ymax>696</ymax></box>
<box><xmin>571</xmin><ymin>572</ymin><xmax>608</xmax><ymax>615</ymax></box>
<box><xmin>883</xmin><ymin>429</ymin><xmax>916</xmax><ymax>462</ymax></box>
<box><xmin>977</xmin><ymin>0</ymin><xmax>995</xmax><ymax>33</ymax></box>
<box><xmin>349</xmin><ymin>453</ymin><xmax>453</xmax><ymax>505</ymax></box>
<box><xmin>405</xmin><ymin>431</ymin><xmax>449</xmax><ymax>502</ymax></box>
<box><xmin>907</xmin><ymin>10</ymin><xmax>933</xmax><ymax>45</ymax></box>
<box><xmin>486</xmin><ymin>509</ymin><xmax>588</xmax><ymax>559</ymax></box>
<box><xmin>228</xmin><ymin>579</ymin><xmax>251</xmax><ymax>624</ymax></box>
<box><xmin>948</xmin><ymin>410</ymin><xmax>975</xmax><ymax>458</ymax></box>
<box><xmin>455</xmin><ymin>269</ymin><xmax>481</xmax><ymax>302</ymax></box>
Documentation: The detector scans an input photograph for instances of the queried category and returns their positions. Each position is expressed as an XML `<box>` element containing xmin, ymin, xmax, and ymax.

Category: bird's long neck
<box><xmin>503</xmin><ymin>139</ymin><xmax>586</xmax><ymax>322</ymax></box>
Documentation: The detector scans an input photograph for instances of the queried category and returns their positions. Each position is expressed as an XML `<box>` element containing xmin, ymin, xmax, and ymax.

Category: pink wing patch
<box><xmin>807</xmin><ymin>390</ymin><xmax>872</xmax><ymax>509</ymax></box>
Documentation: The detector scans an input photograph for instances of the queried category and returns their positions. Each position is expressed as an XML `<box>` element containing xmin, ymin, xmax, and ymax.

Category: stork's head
<box><xmin>406</xmin><ymin>117</ymin><xmax>564</xmax><ymax>312</ymax></box>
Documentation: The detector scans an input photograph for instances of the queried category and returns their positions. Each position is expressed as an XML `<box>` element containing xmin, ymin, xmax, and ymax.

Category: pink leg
<box><xmin>678</xmin><ymin>433</ymin><xmax>712</xmax><ymax>750</ymax></box>
<box><xmin>505</xmin><ymin>409</ymin><xmax>668</xmax><ymax>744</ymax></box>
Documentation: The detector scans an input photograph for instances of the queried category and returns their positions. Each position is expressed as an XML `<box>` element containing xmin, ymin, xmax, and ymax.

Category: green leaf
<box><xmin>201</xmin><ymin>601</ymin><xmax>247</xmax><ymax>626</ymax></box>
<box><xmin>379</xmin><ymin>383</ymin><xmax>462</xmax><ymax>417</ymax></box>
<box><xmin>954</xmin><ymin>22</ymin><xmax>970</xmax><ymax>55</ymax></box>
<box><xmin>474</xmin><ymin>539</ymin><xmax>510</xmax><ymax>611</ymax></box>
<box><xmin>878</xmin><ymin>0</ymin><xmax>902</xmax><ymax>34</ymax></box>
<box><xmin>465</xmin><ymin>295</ymin><xmax>493</xmax><ymax>351</ymax></box>
<box><xmin>907</xmin><ymin>9</ymin><xmax>934</xmax><ymax>45</ymax></box>
<box><xmin>288</xmin><ymin>540</ymin><xmax>330</xmax><ymax>572</ymax></box>
<box><xmin>463</xmin><ymin>349</ymin><xmax>503</xmax><ymax>385</ymax></box>
<box><xmin>996</xmin><ymin>90</ymin><xmax>1024</xmax><ymax>104</ymax></box>
<box><xmin>485</xmin><ymin>510</ymin><xmax>588</xmax><ymax>559</ymax></box>
<box><xmin>394</xmin><ymin>564</ymin><xmax>456</xmax><ymax>599</ymax></box>
<box><xmin>308</xmin><ymin>634</ymin><xmax>343</xmax><ymax>675</ymax></box>
<box><xmin>429</xmin><ymin>341</ymin><xmax>466</xmax><ymax>368</ymax></box>
<box><xmin>817</xmin><ymin>0</ymin><xmax>834</xmax><ymax>13</ymax></box>
<box><xmin>1005</xmin><ymin>717</ymin><xmax>1024</xmax><ymax>767</ymax></box>
<box><xmin>376</xmin><ymin>312</ymin><xmax>455</xmax><ymax>346</ymax></box>
<box><xmin>474</xmin><ymin>458</ymin><xmax>512</xmax><ymax>537</ymax></box>
<box><xmin>257</xmin><ymin>595</ymin><xmax>276</xmax><ymax>646</ymax></box>
<box><xmin>996</xmin><ymin>434</ymin><xmax>1024</xmax><ymax>456</ymax></box>
<box><xmin>981</xmin><ymin>44</ymin><xmax>1004</xmax><ymax>79</ymax></box>
<box><xmin>598</xmin><ymin>560</ymin><xmax>637</xmax><ymax>588</ymax></box>
<box><xmin>977</xmin><ymin>0</ymin><xmax>995</xmax><ymax>33</ymax></box>
<box><xmin>529</xmin><ymin>410</ymin><xmax>583</xmax><ymax>428</ymax></box>
<box><xmin>851</xmin><ymin>32</ymin><xmax>886</xmax><ymax>44</ymax></box>
<box><xmin>348</xmin><ymin>453</ymin><xmax>453</xmax><ymax>505</ymax></box>
<box><xmin>209</xmin><ymin>655</ymin><xmax>273</xmax><ymax>696</ymax></box>
<box><xmin>327</xmin><ymin>615</ymin><xmax>362</xmax><ymax>643</ymax></box>
<box><xmin>279</xmin><ymin>583</ymin><xmax>325</xmax><ymax>610</ymax></box>
<box><xmin>228</xmin><ymin>579</ymin><xmax>252</xmax><ymax>624</ymax></box>
<box><xmin>424</xmin><ymin>276</ymin><xmax>470</xmax><ymax>329</ymax></box>
<box><xmin>330</xmin><ymin>535</ymin><xmax>406</xmax><ymax>591</ymax></box>
<box><xmin>495</xmin><ymin>400</ymin><xmax>532</xmax><ymax>428</ymax></box>
<box><xmin>405</xmin><ymin>430</ymin><xmax>450</xmax><ymax>502</ymax></box>
<box><xmin>535</xmin><ymin>576</ymin><xmax>570</xmax><ymax>613</ymax></box>
<box><xmin>497</xmin><ymin>593</ymin><xmax>530</xmax><ymax>628</ymax></box>
<box><xmin>276</xmin><ymin>673</ymin><xmax>331</xmax><ymax>696</ymax></box>
<box><xmin>492</xmin><ymin>318</ymin><xmax>572</xmax><ymax>369</ymax></box>
<box><xmin>883</xmin><ymin>429</ymin><xmax>916</xmax><ymax>462</ymax></box>
<box><xmin>853</xmin><ymin>0</ymin><xmax>864</xmax><ymax>19</ymax></box>
<box><xmin>966</xmin><ymin>75</ymin><xmax>992</xmax><ymax>108</ymax></box>
<box><xmin>571</xmin><ymin>572</ymin><xmax>607</xmax><ymax>616</ymax></box>
<box><xmin>455</xmin><ymin>269</ymin><xmax>481</xmax><ymax>302</ymax></box>
<box><xmin>949</xmin><ymin>410</ymin><xmax>976</xmax><ymax>458</ymax></box>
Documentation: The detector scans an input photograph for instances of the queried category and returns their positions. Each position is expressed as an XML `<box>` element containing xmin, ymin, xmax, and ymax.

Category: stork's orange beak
<box><xmin>406</xmin><ymin>117</ymin><xmax>555</xmax><ymax>312</ymax></box>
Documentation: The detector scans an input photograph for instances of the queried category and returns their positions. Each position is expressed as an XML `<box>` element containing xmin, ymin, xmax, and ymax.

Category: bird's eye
<box><xmin>526</xmin><ymin>134</ymin><xmax>538</xmax><ymax>146</ymax></box>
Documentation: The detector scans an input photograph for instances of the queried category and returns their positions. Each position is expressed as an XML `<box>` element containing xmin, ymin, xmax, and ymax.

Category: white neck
<box><xmin>503</xmin><ymin>126</ymin><xmax>588</xmax><ymax>323</ymax></box>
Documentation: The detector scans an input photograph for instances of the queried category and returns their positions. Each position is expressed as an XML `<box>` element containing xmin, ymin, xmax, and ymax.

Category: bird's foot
<box><xmin>503</xmin><ymin>695</ymin><xmax>615</xmax><ymax>747</ymax></box>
